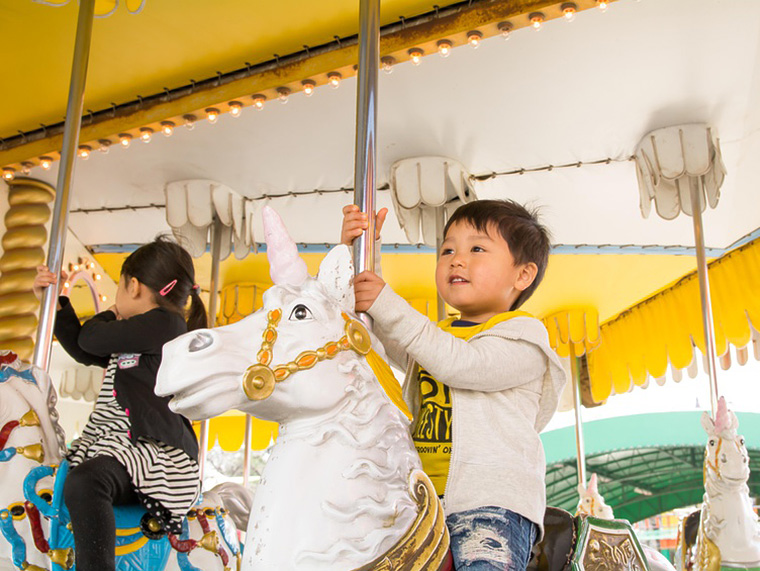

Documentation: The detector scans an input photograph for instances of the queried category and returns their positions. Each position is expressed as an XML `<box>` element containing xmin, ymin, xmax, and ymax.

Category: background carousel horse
<box><xmin>528</xmin><ymin>472</ymin><xmax>675</xmax><ymax>571</ymax></box>
<box><xmin>0</xmin><ymin>350</ymin><xmax>247</xmax><ymax>571</ymax></box>
<box><xmin>676</xmin><ymin>397</ymin><xmax>760</xmax><ymax>571</ymax></box>
<box><xmin>156</xmin><ymin>206</ymin><xmax>451</xmax><ymax>571</ymax></box>
<box><xmin>575</xmin><ymin>473</ymin><xmax>614</xmax><ymax>520</ymax></box>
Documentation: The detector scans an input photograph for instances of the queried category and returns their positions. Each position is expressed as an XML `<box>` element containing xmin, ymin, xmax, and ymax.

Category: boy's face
<box><xmin>434</xmin><ymin>220</ymin><xmax>536</xmax><ymax>323</ymax></box>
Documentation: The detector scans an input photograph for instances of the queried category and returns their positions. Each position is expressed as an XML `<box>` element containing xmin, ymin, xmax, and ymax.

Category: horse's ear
<box><xmin>577</xmin><ymin>482</ymin><xmax>586</xmax><ymax>496</ymax></box>
<box><xmin>701</xmin><ymin>411</ymin><xmax>715</xmax><ymax>434</ymax></box>
<box><xmin>317</xmin><ymin>245</ymin><xmax>355</xmax><ymax>312</ymax></box>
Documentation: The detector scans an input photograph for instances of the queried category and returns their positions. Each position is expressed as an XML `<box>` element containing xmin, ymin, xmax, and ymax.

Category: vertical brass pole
<box><xmin>33</xmin><ymin>0</ymin><xmax>96</xmax><ymax>370</ymax></box>
<box><xmin>570</xmin><ymin>344</ymin><xmax>587</xmax><ymax>488</ymax></box>
<box><xmin>352</xmin><ymin>0</ymin><xmax>380</xmax><ymax>277</ymax></box>
<box><xmin>198</xmin><ymin>217</ymin><xmax>223</xmax><ymax>480</ymax></box>
<box><xmin>690</xmin><ymin>178</ymin><xmax>720</xmax><ymax>418</ymax></box>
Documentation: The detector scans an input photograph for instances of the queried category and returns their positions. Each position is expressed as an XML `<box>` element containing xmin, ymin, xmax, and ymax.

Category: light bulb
<box><xmin>408</xmin><ymin>48</ymin><xmax>424</xmax><ymax>66</ymax></box>
<box><xmin>72</xmin><ymin>264</ymin><xmax>80</xmax><ymax>271</ymax></box>
<box><xmin>95</xmin><ymin>273</ymin><xmax>102</xmax><ymax>280</ymax></box>
<box><xmin>40</xmin><ymin>156</ymin><xmax>53</xmax><ymax>170</ymax></box>
<box><xmin>183</xmin><ymin>114</ymin><xmax>197</xmax><ymax>130</ymax></box>
<box><xmin>562</xmin><ymin>2</ymin><xmax>577</xmax><ymax>21</ymax></box>
<box><xmin>467</xmin><ymin>31</ymin><xmax>483</xmax><ymax>48</ymax></box>
<box><xmin>160</xmin><ymin>121</ymin><xmax>175</xmax><ymax>136</ymax></box>
<box><xmin>20</xmin><ymin>162</ymin><xmax>33</xmax><ymax>175</ymax></box>
<box><xmin>497</xmin><ymin>21</ymin><xmax>513</xmax><ymax>39</ymax></box>
<box><xmin>327</xmin><ymin>72</ymin><xmax>342</xmax><ymax>89</ymax></box>
<box><xmin>139</xmin><ymin>128</ymin><xmax>153</xmax><ymax>143</ymax></box>
<box><xmin>63</xmin><ymin>281</ymin><xmax>70</xmax><ymax>289</ymax></box>
<box><xmin>229</xmin><ymin>101</ymin><xmax>243</xmax><ymax>117</ymax></box>
<box><xmin>206</xmin><ymin>108</ymin><xmax>220</xmax><ymax>123</ymax></box>
<box><xmin>252</xmin><ymin>94</ymin><xmax>267</xmax><ymax>110</ymax></box>
<box><xmin>88</xmin><ymin>262</ymin><xmax>95</xmax><ymax>269</ymax></box>
<box><xmin>597</xmin><ymin>0</ymin><xmax>609</xmax><ymax>11</ymax></box>
<box><xmin>100</xmin><ymin>295</ymin><xmax>107</xmax><ymax>302</ymax></box>
<box><xmin>529</xmin><ymin>12</ymin><xmax>545</xmax><ymax>31</ymax></box>
<box><xmin>2</xmin><ymin>168</ymin><xmax>15</xmax><ymax>181</ymax></box>
<box><xmin>436</xmin><ymin>40</ymin><xmax>453</xmax><ymax>57</ymax></box>
<box><xmin>78</xmin><ymin>145</ymin><xmax>91</xmax><ymax>159</ymax></box>
<box><xmin>98</xmin><ymin>139</ymin><xmax>111</xmax><ymax>154</ymax></box>
<box><xmin>302</xmin><ymin>79</ymin><xmax>316</xmax><ymax>96</ymax></box>
<box><xmin>380</xmin><ymin>56</ymin><xmax>396</xmax><ymax>74</ymax></box>
<box><xmin>119</xmin><ymin>134</ymin><xmax>133</xmax><ymax>148</ymax></box>
<box><xmin>276</xmin><ymin>87</ymin><xmax>291</xmax><ymax>103</ymax></box>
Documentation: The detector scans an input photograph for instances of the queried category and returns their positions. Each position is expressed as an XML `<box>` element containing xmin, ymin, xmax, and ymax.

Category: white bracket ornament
<box><xmin>390</xmin><ymin>157</ymin><xmax>477</xmax><ymax>246</ymax></box>
<box><xmin>634</xmin><ymin>124</ymin><xmax>726</xmax><ymax>220</ymax></box>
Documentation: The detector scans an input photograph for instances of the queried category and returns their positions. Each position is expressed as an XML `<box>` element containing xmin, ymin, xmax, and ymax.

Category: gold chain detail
<box><xmin>242</xmin><ymin>309</ymin><xmax>371</xmax><ymax>401</ymax></box>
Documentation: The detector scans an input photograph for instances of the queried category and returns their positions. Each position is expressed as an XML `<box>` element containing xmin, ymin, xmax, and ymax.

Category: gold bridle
<box><xmin>242</xmin><ymin>308</ymin><xmax>372</xmax><ymax>401</ymax></box>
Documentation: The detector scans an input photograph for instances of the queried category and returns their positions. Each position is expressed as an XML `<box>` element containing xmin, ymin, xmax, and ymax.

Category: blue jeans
<box><xmin>446</xmin><ymin>506</ymin><xmax>538</xmax><ymax>571</ymax></box>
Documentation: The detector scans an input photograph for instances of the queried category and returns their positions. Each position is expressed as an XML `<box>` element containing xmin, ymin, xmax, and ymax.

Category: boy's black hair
<box><xmin>120</xmin><ymin>235</ymin><xmax>208</xmax><ymax>331</ymax></box>
<box><xmin>443</xmin><ymin>199</ymin><xmax>551</xmax><ymax>310</ymax></box>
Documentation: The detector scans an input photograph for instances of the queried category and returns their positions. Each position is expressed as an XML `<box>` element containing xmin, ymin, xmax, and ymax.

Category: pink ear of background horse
<box><xmin>262</xmin><ymin>205</ymin><xmax>308</xmax><ymax>286</ymax></box>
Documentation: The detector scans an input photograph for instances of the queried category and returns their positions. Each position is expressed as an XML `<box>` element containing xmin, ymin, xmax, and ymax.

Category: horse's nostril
<box><xmin>188</xmin><ymin>331</ymin><xmax>214</xmax><ymax>353</ymax></box>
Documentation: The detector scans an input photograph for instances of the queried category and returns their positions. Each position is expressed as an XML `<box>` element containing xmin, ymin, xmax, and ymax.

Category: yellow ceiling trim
<box><xmin>587</xmin><ymin>237</ymin><xmax>760</xmax><ymax>403</ymax></box>
<box><xmin>1</xmin><ymin>0</ymin><xmax>602</xmax><ymax>170</ymax></box>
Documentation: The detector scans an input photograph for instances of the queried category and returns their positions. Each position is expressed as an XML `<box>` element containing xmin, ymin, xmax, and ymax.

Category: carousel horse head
<box><xmin>157</xmin><ymin>207</ymin><xmax>450</xmax><ymax>571</ymax></box>
<box><xmin>156</xmin><ymin>205</ymin><xmax>400</xmax><ymax>425</ymax></box>
<box><xmin>700</xmin><ymin>396</ymin><xmax>750</xmax><ymax>485</ymax></box>
<box><xmin>575</xmin><ymin>473</ymin><xmax>614</xmax><ymax>519</ymax></box>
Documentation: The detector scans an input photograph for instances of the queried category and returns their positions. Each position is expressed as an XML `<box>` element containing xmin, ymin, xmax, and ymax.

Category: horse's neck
<box><xmin>245</xmin><ymin>384</ymin><xmax>421</xmax><ymax>570</ymax></box>
<box><xmin>705</xmin><ymin>476</ymin><xmax>757</xmax><ymax>533</ymax></box>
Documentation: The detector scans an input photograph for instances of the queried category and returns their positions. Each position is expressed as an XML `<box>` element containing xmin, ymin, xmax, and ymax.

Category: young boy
<box><xmin>341</xmin><ymin>199</ymin><xmax>567</xmax><ymax>571</ymax></box>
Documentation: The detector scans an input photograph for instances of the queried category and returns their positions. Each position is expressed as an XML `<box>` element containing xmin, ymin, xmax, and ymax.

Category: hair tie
<box><xmin>159</xmin><ymin>279</ymin><xmax>177</xmax><ymax>296</ymax></box>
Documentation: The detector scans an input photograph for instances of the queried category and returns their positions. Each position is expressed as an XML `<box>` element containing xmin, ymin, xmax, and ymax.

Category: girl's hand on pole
<box><xmin>340</xmin><ymin>205</ymin><xmax>388</xmax><ymax>246</ymax></box>
<box><xmin>353</xmin><ymin>270</ymin><xmax>386</xmax><ymax>313</ymax></box>
<box><xmin>33</xmin><ymin>265</ymin><xmax>68</xmax><ymax>302</ymax></box>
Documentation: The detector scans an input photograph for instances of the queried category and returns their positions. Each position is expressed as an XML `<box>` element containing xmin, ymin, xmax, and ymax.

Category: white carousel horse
<box><xmin>575</xmin><ymin>473</ymin><xmax>614</xmax><ymax>519</ymax></box>
<box><xmin>677</xmin><ymin>397</ymin><xmax>760</xmax><ymax>571</ymax></box>
<box><xmin>0</xmin><ymin>350</ymin><xmax>246</xmax><ymax>571</ymax></box>
<box><xmin>156</xmin><ymin>206</ymin><xmax>451</xmax><ymax>571</ymax></box>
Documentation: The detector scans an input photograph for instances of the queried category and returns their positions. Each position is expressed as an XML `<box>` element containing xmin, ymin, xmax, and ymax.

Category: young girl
<box><xmin>33</xmin><ymin>236</ymin><xmax>206</xmax><ymax>571</ymax></box>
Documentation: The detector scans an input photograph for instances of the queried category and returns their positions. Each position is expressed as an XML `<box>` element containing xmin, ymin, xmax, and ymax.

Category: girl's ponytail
<box><xmin>187</xmin><ymin>287</ymin><xmax>208</xmax><ymax>331</ymax></box>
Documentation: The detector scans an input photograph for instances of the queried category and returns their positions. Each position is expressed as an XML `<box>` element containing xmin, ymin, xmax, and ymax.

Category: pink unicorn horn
<box><xmin>714</xmin><ymin>396</ymin><xmax>729</xmax><ymax>433</ymax></box>
<box><xmin>588</xmin><ymin>473</ymin><xmax>599</xmax><ymax>495</ymax></box>
<box><xmin>262</xmin><ymin>206</ymin><xmax>308</xmax><ymax>286</ymax></box>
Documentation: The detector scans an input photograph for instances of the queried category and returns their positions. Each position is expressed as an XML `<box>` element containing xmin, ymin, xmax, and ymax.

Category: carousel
<box><xmin>0</xmin><ymin>0</ymin><xmax>759</xmax><ymax>569</ymax></box>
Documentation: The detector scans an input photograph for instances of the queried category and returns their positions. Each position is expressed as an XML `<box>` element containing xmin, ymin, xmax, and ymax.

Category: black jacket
<box><xmin>54</xmin><ymin>297</ymin><xmax>199</xmax><ymax>461</ymax></box>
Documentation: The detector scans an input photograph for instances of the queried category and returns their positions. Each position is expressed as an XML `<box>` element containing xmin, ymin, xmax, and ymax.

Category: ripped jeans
<box><xmin>446</xmin><ymin>506</ymin><xmax>538</xmax><ymax>570</ymax></box>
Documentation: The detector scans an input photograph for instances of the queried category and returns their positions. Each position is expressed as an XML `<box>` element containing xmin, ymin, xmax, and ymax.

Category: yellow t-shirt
<box><xmin>411</xmin><ymin>311</ymin><xmax>532</xmax><ymax>496</ymax></box>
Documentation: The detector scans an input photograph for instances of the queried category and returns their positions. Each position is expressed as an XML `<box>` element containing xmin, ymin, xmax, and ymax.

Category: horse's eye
<box><xmin>289</xmin><ymin>304</ymin><xmax>313</xmax><ymax>321</ymax></box>
<box><xmin>709</xmin><ymin>439</ymin><xmax>716</xmax><ymax>446</ymax></box>
<box><xmin>741</xmin><ymin>438</ymin><xmax>745</xmax><ymax>446</ymax></box>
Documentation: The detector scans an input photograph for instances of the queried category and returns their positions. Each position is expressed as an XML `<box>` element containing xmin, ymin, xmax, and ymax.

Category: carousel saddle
<box><xmin>528</xmin><ymin>507</ymin><xmax>576</xmax><ymax>571</ymax></box>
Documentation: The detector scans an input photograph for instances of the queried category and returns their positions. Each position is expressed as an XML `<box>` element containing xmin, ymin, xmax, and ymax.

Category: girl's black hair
<box><xmin>120</xmin><ymin>236</ymin><xmax>207</xmax><ymax>331</ymax></box>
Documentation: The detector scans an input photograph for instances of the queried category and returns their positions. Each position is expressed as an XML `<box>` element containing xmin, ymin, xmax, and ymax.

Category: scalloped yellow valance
<box><xmin>587</xmin><ymin>236</ymin><xmax>760</xmax><ymax>403</ymax></box>
<box><xmin>193</xmin><ymin>413</ymin><xmax>278</xmax><ymax>452</ymax></box>
<box><xmin>33</xmin><ymin>0</ymin><xmax>144</xmax><ymax>17</ymax></box>
<box><xmin>542</xmin><ymin>308</ymin><xmax>601</xmax><ymax>358</ymax></box>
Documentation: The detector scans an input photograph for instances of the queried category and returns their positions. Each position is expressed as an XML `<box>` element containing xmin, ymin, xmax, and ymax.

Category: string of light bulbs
<box><xmin>0</xmin><ymin>0</ymin><xmax>617</xmax><ymax>182</ymax></box>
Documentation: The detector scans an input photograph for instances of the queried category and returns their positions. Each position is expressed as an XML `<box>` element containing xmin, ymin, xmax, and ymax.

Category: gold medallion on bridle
<box><xmin>242</xmin><ymin>364</ymin><xmax>276</xmax><ymax>400</ymax></box>
<box><xmin>345</xmin><ymin>320</ymin><xmax>371</xmax><ymax>355</ymax></box>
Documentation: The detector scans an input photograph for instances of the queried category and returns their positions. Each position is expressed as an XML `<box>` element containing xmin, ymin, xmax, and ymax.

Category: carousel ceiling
<box><xmin>2</xmin><ymin>0</ymin><xmax>760</xmax><ymax>399</ymax></box>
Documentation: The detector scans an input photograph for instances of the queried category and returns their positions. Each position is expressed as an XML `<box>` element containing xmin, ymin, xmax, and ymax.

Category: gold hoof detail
<box><xmin>353</xmin><ymin>470</ymin><xmax>450</xmax><ymax>571</ymax></box>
